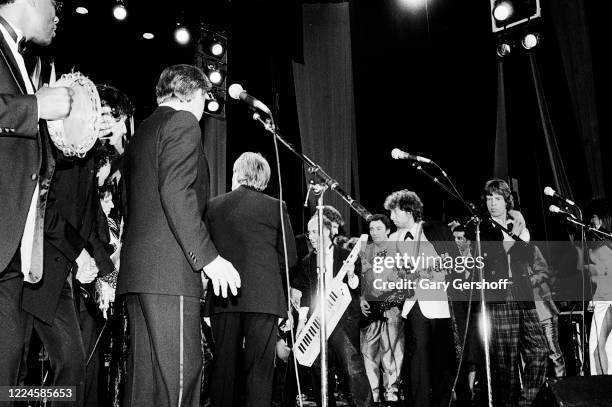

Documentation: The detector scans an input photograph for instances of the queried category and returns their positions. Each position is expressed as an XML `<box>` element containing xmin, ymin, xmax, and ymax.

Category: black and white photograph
<box><xmin>1</xmin><ymin>0</ymin><xmax>611</xmax><ymax>406</ymax></box>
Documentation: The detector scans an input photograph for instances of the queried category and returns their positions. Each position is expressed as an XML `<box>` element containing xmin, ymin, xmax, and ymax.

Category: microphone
<box><xmin>549</xmin><ymin>205</ymin><xmax>578</xmax><ymax>220</ymax></box>
<box><xmin>391</xmin><ymin>148</ymin><xmax>432</xmax><ymax>164</ymax></box>
<box><xmin>228</xmin><ymin>83</ymin><xmax>271</xmax><ymax>114</ymax></box>
<box><xmin>543</xmin><ymin>186</ymin><xmax>576</xmax><ymax>206</ymax></box>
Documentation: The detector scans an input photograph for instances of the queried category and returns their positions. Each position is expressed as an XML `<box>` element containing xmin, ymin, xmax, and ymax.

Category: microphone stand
<box><xmin>252</xmin><ymin>112</ymin><xmax>372</xmax><ymax>221</ymax></box>
<box><xmin>251</xmin><ymin>112</ymin><xmax>372</xmax><ymax>407</ymax></box>
<box><xmin>408</xmin><ymin>161</ymin><xmax>494</xmax><ymax>407</ymax></box>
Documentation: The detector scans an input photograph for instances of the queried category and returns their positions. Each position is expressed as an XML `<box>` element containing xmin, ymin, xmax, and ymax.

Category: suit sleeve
<box><xmin>298</xmin><ymin>256</ymin><xmax>313</xmax><ymax>310</ymax></box>
<box><xmin>158</xmin><ymin>111</ymin><xmax>218</xmax><ymax>271</ymax></box>
<box><xmin>0</xmin><ymin>94</ymin><xmax>38</xmax><ymax>137</ymax></box>
<box><xmin>277</xmin><ymin>202</ymin><xmax>298</xmax><ymax>271</ymax></box>
<box><xmin>44</xmin><ymin>175</ymin><xmax>87</xmax><ymax>262</ymax></box>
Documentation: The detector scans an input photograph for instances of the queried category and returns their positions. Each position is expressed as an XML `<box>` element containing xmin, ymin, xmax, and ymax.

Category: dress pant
<box><xmin>0</xmin><ymin>250</ymin><xmax>26</xmax><ymax>395</ymax></box>
<box><xmin>360</xmin><ymin>307</ymin><xmax>404</xmax><ymax>402</ymax></box>
<box><xmin>405</xmin><ymin>303</ymin><xmax>455</xmax><ymax>407</ymax></box>
<box><xmin>489</xmin><ymin>301</ymin><xmax>548</xmax><ymax>407</ymax></box>
<box><xmin>210</xmin><ymin>312</ymin><xmax>278</xmax><ymax>407</ymax></box>
<box><xmin>124</xmin><ymin>293</ymin><xmax>202</xmax><ymax>407</ymax></box>
<box><xmin>79</xmin><ymin>293</ymin><xmax>100</xmax><ymax>407</ymax></box>
<box><xmin>23</xmin><ymin>279</ymin><xmax>86</xmax><ymax>407</ymax></box>
<box><xmin>311</xmin><ymin>313</ymin><xmax>372</xmax><ymax>407</ymax></box>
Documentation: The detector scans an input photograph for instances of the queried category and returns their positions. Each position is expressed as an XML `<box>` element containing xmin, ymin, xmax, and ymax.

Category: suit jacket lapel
<box><xmin>0</xmin><ymin>33</ymin><xmax>27</xmax><ymax>94</ymax></box>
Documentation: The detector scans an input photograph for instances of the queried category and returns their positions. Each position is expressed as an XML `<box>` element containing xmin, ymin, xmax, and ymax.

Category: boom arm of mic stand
<box><xmin>252</xmin><ymin>114</ymin><xmax>373</xmax><ymax>221</ymax></box>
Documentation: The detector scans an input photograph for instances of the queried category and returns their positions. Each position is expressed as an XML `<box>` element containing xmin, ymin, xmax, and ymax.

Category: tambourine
<box><xmin>47</xmin><ymin>72</ymin><xmax>103</xmax><ymax>158</ymax></box>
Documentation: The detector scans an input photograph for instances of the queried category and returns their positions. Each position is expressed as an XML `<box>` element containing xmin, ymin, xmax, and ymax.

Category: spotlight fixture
<box><xmin>496</xmin><ymin>42</ymin><xmax>512</xmax><ymax>57</ymax></box>
<box><xmin>211</xmin><ymin>42</ymin><xmax>224</xmax><ymax>57</ymax></box>
<box><xmin>142</xmin><ymin>32</ymin><xmax>154</xmax><ymax>40</ymax></box>
<box><xmin>209</xmin><ymin>70</ymin><xmax>222</xmax><ymax>85</ymax></box>
<box><xmin>197</xmin><ymin>26</ymin><xmax>228</xmax><ymax>119</ymax></box>
<box><xmin>204</xmin><ymin>62</ymin><xmax>225</xmax><ymax>86</ymax></box>
<box><xmin>112</xmin><ymin>3</ymin><xmax>127</xmax><ymax>21</ymax></box>
<box><xmin>75</xmin><ymin>6</ymin><xmax>88</xmax><ymax>14</ymax></box>
<box><xmin>174</xmin><ymin>25</ymin><xmax>191</xmax><ymax>45</ymax></box>
<box><xmin>521</xmin><ymin>32</ymin><xmax>540</xmax><ymax>49</ymax></box>
<box><xmin>490</xmin><ymin>0</ymin><xmax>541</xmax><ymax>33</ymax></box>
<box><xmin>492</xmin><ymin>1</ymin><xmax>513</xmax><ymax>22</ymax></box>
<box><xmin>206</xmin><ymin>99</ymin><xmax>221</xmax><ymax>113</ymax></box>
<box><xmin>204</xmin><ymin>89</ymin><xmax>225</xmax><ymax>115</ymax></box>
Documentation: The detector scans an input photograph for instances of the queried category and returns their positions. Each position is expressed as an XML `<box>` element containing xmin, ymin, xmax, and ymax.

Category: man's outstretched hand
<box><xmin>202</xmin><ymin>255</ymin><xmax>241</xmax><ymax>298</ymax></box>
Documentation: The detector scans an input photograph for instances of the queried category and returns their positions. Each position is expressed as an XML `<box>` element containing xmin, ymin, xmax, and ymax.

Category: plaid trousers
<box><xmin>489</xmin><ymin>301</ymin><xmax>549</xmax><ymax>407</ymax></box>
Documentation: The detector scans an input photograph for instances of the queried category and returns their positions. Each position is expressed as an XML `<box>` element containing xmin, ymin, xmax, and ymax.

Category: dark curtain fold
<box><xmin>494</xmin><ymin>60</ymin><xmax>509</xmax><ymax>180</ymax></box>
<box><xmin>547</xmin><ymin>0</ymin><xmax>605</xmax><ymax>197</ymax></box>
<box><xmin>293</xmin><ymin>2</ymin><xmax>358</xmax><ymax>233</ymax></box>
<box><xmin>529</xmin><ymin>53</ymin><xmax>574</xmax><ymax>201</ymax></box>
<box><xmin>203</xmin><ymin>118</ymin><xmax>227</xmax><ymax>198</ymax></box>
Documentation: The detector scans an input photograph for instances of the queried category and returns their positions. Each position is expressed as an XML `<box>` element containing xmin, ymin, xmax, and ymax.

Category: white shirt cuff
<box><xmin>348</xmin><ymin>274</ymin><xmax>359</xmax><ymax>289</ymax></box>
<box><xmin>298</xmin><ymin>307</ymin><xmax>309</xmax><ymax>321</ymax></box>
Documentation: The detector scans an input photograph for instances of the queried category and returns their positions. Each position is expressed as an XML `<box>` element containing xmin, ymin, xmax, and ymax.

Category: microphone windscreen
<box><xmin>228</xmin><ymin>83</ymin><xmax>244</xmax><ymax>100</ymax></box>
<box><xmin>548</xmin><ymin>205</ymin><xmax>561</xmax><ymax>214</ymax></box>
<box><xmin>543</xmin><ymin>186</ymin><xmax>555</xmax><ymax>197</ymax></box>
<box><xmin>391</xmin><ymin>148</ymin><xmax>401</xmax><ymax>159</ymax></box>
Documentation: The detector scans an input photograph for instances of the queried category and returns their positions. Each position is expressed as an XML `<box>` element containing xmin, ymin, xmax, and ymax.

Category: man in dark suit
<box><xmin>205</xmin><ymin>152</ymin><xmax>298</xmax><ymax>407</ymax></box>
<box><xmin>118</xmin><ymin>64</ymin><xmax>240</xmax><ymax>407</ymax></box>
<box><xmin>478</xmin><ymin>179</ymin><xmax>548</xmax><ymax>407</ymax></box>
<box><xmin>294</xmin><ymin>215</ymin><xmax>372</xmax><ymax>407</ymax></box>
<box><xmin>0</xmin><ymin>0</ymin><xmax>73</xmax><ymax>389</ymax></box>
<box><xmin>20</xmin><ymin>145</ymin><xmax>114</xmax><ymax>406</ymax></box>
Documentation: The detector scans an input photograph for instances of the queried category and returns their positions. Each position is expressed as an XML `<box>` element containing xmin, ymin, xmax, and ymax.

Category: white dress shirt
<box><xmin>391</xmin><ymin>222</ymin><xmax>450</xmax><ymax>319</ymax></box>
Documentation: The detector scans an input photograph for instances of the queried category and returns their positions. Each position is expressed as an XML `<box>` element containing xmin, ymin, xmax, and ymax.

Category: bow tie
<box><xmin>404</xmin><ymin>231</ymin><xmax>414</xmax><ymax>241</ymax></box>
<box><xmin>17</xmin><ymin>38</ymin><xmax>26</xmax><ymax>54</ymax></box>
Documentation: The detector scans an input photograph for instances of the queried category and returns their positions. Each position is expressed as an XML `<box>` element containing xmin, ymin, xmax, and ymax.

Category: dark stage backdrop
<box><xmin>293</xmin><ymin>2</ymin><xmax>361</xmax><ymax>235</ymax></box>
<box><xmin>48</xmin><ymin>0</ymin><xmax>610</xmax><ymax>238</ymax></box>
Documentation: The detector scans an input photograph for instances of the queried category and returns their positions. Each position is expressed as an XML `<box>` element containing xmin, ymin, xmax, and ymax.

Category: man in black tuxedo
<box><xmin>205</xmin><ymin>152</ymin><xmax>298</xmax><ymax>407</ymax></box>
<box><xmin>294</xmin><ymin>215</ymin><xmax>372</xmax><ymax>407</ymax></box>
<box><xmin>118</xmin><ymin>64</ymin><xmax>241</xmax><ymax>407</ymax></box>
<box><xmin>0</xmin><ymin>0</ymin><xmax>73</xmax><ymax>389</ymax></box>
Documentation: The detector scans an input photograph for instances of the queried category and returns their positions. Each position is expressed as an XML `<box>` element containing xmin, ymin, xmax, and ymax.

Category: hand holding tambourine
<box><xmin>46</xmin><ymin>72</ymin><xmax>103</xmax><ymax>158</ymax></box>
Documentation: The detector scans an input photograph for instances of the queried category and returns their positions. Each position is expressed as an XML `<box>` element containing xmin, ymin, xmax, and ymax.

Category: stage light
<box><xmin>75</xmin><ymin>6</ymin><xmax>88</xmax><ymax>14</ymax></box>
<box><xmin>206</xmin><ymin>99</ymin><xmax>220</xmax><ymax>113</ymax></box>
<box><xmin>398</xmin><ymin>0</ymin><xmax>427</xmax><ymax>10</ymax></box>
<box><xmin>496</xmin><ymin>42</ymin><xmax>512</xmax><ymax>57</ymax></box>
<box><xmin>521</xmin><ymin>32</ymin><xmax>539</xmax><ymax>49</ymax></box>
<box><xmin>209</xmin><ymin>71</ymin><xmax>223</xmax><ymax>85</ymax></box>
<box><xmin>205</xmin><ymin>95</ymin><xmax>225</xmax><ymax>115</ymax></box>
<box><xmin>211</xmin><ymin>43</ymin><xmax>224</xmax><ymax>57</ymax></box>
<box><xmin>492</xmin><ymin>1</ymin><xmax>513</xmax><ymax>22</ymax></box>
<box><xmin>112</xmin><ymin>3</ymin><xmax>127</xmax><ymax>21</ymax></box>
<box><xmin>143</xmin><ymin>32</ymin><xmax>154</xmax><ymax>40</ymax></box>
<box><xmin>490</xmin><ymin>0</ymin><xmax>541</xmax><ymax>33</ymax></box>
<box><xmin>174</xmin><ymin>26</ymin><xmax>191</xmax><ymax>45</ymax></box>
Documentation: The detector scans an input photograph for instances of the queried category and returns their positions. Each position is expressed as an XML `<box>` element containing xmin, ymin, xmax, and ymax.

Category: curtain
<box><xmin>293</xmin><ymin>2</ymin><xmax>358</xmax><ymax>233</ymax></box>
<box><xmin>203</xmin><ymin>118</ymin><xmax>227</xmax><ymax>198</ymax></box>
<box><xmin>494</xmin><ymin>60</ymin><xmax>509</xmax><ymax>180</ymax></box>
<box><xmin>547</xmin><ymin>0</ymin><xmax>605</xmax><ymax>196</ymax></box>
